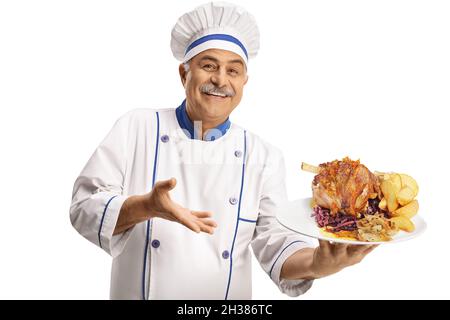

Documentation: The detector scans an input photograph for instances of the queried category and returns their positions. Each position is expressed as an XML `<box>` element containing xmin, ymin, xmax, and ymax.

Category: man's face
<box><xmin>179</xmin><ymin>49</ymin><xmax>248</xmax><ymax>124</ymax></box>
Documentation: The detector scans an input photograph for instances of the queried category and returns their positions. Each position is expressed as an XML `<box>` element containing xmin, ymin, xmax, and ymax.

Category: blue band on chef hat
<box><xmin>185</xmin><ymin>34</ymin><xmax>248</xmax><ymax>59</ymax></box>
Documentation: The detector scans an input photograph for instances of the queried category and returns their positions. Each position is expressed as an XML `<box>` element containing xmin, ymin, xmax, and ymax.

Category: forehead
<box><xmin>192</xmin><ymin>49</ymin><xmax>245</xmax><ymax>65</ymax></box>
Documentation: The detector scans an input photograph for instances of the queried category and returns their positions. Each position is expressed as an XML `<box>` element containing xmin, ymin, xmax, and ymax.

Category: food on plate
<box><xmin>379</xmin><ymin>197</ymin><xmax>387</xmax><ymax>210</ymax></box>
<box><xmin>380</xmin><ymin>176</ymin><xmax>400</xmax><ymax>212</ymax></box>
<box><xmin>310</xmin><ymin>157</ymin><xmax>381</xmax><ymax>216</ymax></box>
<box><xmin>393</xmin><ymin>200</ymin><xmax>419</xmax><ymax>219</ymax></box>
<box><xmin>397</xmin><ymin>187</ymin><xmax>416</xmax><ymax>206</ymax></box>
<box><xmin>301</xmin><ymin>157</ymin><xmax>419</xmax><ymax>242</ymax></box>
<box><xmin>389</xmin><ymin>215</ymin><xmax>415</xmax><ymax>232</ymax></box>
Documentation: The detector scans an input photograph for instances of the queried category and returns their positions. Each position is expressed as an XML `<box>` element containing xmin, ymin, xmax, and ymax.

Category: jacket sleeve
<box><xmin>70</xmin><ymin>112</ymin><xmax>134</xmax><ymax>258</ymax></box>
<box><xmin>251</xmin><ymin>150</ymin><xmax>316</xmax><ymax>297</ymax></box>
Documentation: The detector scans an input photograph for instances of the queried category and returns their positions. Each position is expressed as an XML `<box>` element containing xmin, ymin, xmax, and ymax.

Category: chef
<box><xmin>70</xmin><ymin>2</ymin><xmax>377</xmax><ymax>300</ymax></box>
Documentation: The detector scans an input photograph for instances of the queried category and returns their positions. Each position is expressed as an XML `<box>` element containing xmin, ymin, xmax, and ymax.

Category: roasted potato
<box><xmin>380</xmin><ymin>179</ymin><xmax>399</xmax><ymax>212</ymax></box>
<box><xmin>389</xmin><ymin>216</ymin><xmax>415</xmax><ymax>232</ymax></box>
<box><xmin>393</xmin><ymin>200</ymin><xmax>419</xmax><ymax>218</ymax></box>
<box><xmin>379</xmin><ymin>197</ymin><xmax>387</xmax><ymax>210</ymax></box>
<box><xmin>390</xmin><ymin>173</ymin><xmax>402</xmax><ymax>194</ymax></box>
<box><xmin>400</xmin><ymin>174</ymin><xmax>419</xmax><ymax>197</ymax></box>
<box><xmin>397</xmin><ymin>186</ymin><xmax>415</xmax><ymax>206</ymax></box>
<box><xmin>378</xmin><ymin>172</ymin><xmax>419</xmax><ymax>212</ymax></box>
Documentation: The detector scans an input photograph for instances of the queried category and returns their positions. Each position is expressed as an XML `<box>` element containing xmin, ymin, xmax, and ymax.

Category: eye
<box><xmin>202</xmin><ymin>64</ymin><xmax>216</xmax><ymax>71</ymax></box>
<box><xmin>228</xmin><ymin>68</ymin><xmax>239</xmax><ymax>76</ymax></box>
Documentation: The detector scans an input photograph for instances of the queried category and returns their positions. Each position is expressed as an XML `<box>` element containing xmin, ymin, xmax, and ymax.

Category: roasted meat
<box><xmin>311</xmin><ymin>157</ymin><xmax>381</xmax><ymax>216</ymax></box>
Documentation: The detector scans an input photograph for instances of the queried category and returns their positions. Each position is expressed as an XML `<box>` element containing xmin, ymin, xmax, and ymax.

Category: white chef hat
<box><xmin>170</xmin><ymin>1</ymin><xmax>260</xmax><ymax>65</ymax></box>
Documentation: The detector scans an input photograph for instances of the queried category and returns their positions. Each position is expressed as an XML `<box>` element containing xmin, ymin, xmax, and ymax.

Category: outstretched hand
<box><xmin>146</xmin><ymin>178</ymin><xmax>217</xmax><ymax>234</ymax></box>
<box><xmin>311</xmin><ymin>240</ymin><xmax>378</xmax><ymax>278</ymax></box>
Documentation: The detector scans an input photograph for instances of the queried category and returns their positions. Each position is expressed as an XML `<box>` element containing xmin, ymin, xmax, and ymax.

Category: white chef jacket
<box><xmin>70</xmin><ymin>104</ymin><xmax>315</xmax><ymax>299</ymax></box>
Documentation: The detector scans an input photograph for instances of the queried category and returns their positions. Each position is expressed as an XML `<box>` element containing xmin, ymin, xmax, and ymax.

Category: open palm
<box><xmin>147</xmin><ymin>178</ymin><xmax>217</xmax><ymax>234</ymax></box>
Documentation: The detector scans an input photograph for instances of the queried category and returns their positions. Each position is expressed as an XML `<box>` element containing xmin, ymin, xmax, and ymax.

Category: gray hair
<box><xmin>183</xmin><ymin>60</ymin><xmax>191</xmax><ymax>73</ymax></box>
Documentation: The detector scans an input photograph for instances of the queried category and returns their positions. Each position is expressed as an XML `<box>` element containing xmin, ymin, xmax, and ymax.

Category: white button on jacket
<box><xmin>70</xmin><ymin>108</ymin><xmax>315</xmax><ymax>299</ymax></box>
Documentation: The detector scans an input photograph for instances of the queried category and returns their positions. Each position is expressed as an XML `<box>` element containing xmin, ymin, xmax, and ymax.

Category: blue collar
<box><xmin>175</xmin><ymin>99</ymin><xmax>231</xmax><ymax>141</ymax></box>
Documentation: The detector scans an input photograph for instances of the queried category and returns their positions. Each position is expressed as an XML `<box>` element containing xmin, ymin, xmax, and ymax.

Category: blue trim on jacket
<box><xmin>176</xmin><ymin>99</ymin><xmax>231</xmax><ymax>141</ymax></box>
<box><xmin>239</xmin><ymin>217</ymin><xmax>257</xmax><ymax>223</ymax></box>
<box><xmin>224</xmin><ymin>130</ymin><xmax>247</xmax><ymax>300</ymax></box>
<box><xmin>98</xmin><ymin>195</ymin><xmax>119</xmax><ymax>248</ymax></box>
<box><xmin>142</xmin><ymin>111</ymin><xmax>160</xmax><ymax>300</ymax></box>
<box><xmin>269</xmin><ymin>240</ymin><xmax>304</xmax><ymax>277</ymax></box>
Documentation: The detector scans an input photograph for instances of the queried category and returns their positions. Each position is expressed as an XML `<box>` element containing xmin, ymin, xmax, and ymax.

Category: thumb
<box><xmin>155</xmin><ymin>177</ymin><xmax>177</xmax><ymax>192</ymax></box>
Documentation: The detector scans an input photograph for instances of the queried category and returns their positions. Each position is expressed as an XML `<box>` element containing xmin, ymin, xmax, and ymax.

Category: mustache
<box><xmin>200</xmin><ymin>83</ymin><xmax>235</xmax><ymax>97</ymax></box>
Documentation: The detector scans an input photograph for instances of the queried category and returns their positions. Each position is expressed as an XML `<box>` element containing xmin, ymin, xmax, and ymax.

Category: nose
<box><xmin>210</xmin><ymin>69</ymin><xmax>227</xmax><ymax>88</ymax></box>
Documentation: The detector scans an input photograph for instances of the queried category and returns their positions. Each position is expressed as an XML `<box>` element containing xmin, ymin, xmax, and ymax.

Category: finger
<box><xmin>348</xmin><ymin>244</ymin><xmax>374</xmax><ymax>255</ymax></box>
<box><xmin>333</xmin><ymin>242</ymin><xmax>349</xmax><ymax>255</ymax></box>
<box><xmin>191</xmin><ymin>211</ymin><xmax>213</xmax><ymax>219</ymax></box>
<box><xmin>350</xmin><ymin>245</ymin><xmax>378</xmax><ymax>264</ymax></box>
<box><xmin>198</xmin><ymin>222</ymin><xmax>216</xmax><ymax>235</ymax></box>
<box><xmin>362</xmin><ymin>244</ymin><xmax>379</xmax><ymax>255</ymax></box>
<box><xmin>318</xmin><ymin>240</ymin><xmax>331</xmax><ymax>254</ymax></box>
<box><xmin>155</xmin><ymin>177</ymin><xmax>177</xmax><ymax>192</ymax></box>
<box><xmin>178</xmin><ymin>215</ymin><xmax>201</xmax><ymax>233</ymax></box>
<box><xmin>198</xmin><ymin>218</ymin><xmax>218</xmax><ymax>228</ymax></box>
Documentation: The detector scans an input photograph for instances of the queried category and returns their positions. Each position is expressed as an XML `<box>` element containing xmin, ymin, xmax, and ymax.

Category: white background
<box><xmin>0</xmin><ymin>0</ymin><xmax>449</xmax><ymax>299</ymax></box>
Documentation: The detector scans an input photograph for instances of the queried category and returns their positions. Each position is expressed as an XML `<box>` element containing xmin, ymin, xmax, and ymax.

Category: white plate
<box><xmin>276</xmin><ymin>197</ymin><xmax>427</xmax><ymax>245</ymax></box>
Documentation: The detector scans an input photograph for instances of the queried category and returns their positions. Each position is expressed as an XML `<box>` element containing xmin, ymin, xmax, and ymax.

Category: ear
<box><xmin>243</xmin><ymin>74</ymin><xmax>249</xmax><ymax>86</ymax></box>
<box><xmin>179</xmin><ymin>63</ymin><xmax>187</xmax><ymax>87</ymax></box>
